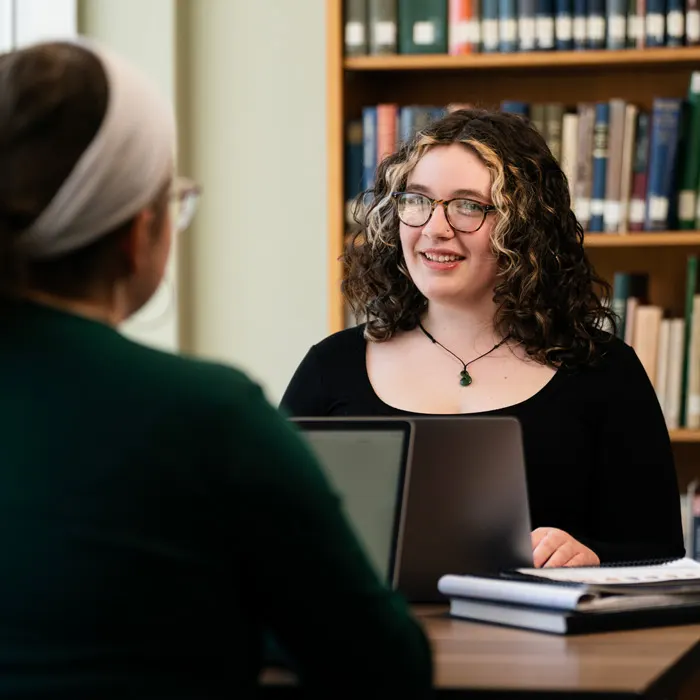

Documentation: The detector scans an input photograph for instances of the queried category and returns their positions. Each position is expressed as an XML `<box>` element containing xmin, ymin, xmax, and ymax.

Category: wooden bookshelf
<box><xmin>327</xmin><ymin>0</ymin><xmax>344</xmax><ymax>334</ymax></box>
<box><xmin>345</xmin><ymin>46</ymin><xmax>700</xmax><ymax>71</ymax></box>
<box><xmin>326</xmin><ymin>2</ymin><xmax>700</xmax><ymax>480</ymax></box>
<box><xmin>585</xmin><ymin>233</ymin><xmax>700</xmax><ymax>247</ymax></box>
<box><xmin>671</xmin><ymin>430</ymin><xmax>700</xmax><ymax>443</ymax></box>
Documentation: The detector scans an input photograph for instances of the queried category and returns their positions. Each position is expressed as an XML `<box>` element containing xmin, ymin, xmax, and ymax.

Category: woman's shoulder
<box><xmin>537</xmin><ymin>331</ymin><xmax>649</xmax><ymax>410</ymax></box>
<box><xmin>115</xmin><ymin>333</ymin><xmax>265</xmax><ymax>410</ymax></box>
<box><xmin>307</xmin><ymin>322</ymin><xmax>368</xmax><ymax>365</ymax></box>
<box><xmin>592</xmin><ymin>330</ymin><xmax>639</xmax><ymax>367</ymax></box>
<box><xmin>565</xmin><ymin>329</ymin><xmax>644</xmax><ymax>381</ymax></box>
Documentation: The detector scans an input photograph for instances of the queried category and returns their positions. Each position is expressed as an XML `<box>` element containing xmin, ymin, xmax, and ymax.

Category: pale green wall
<box><xmin>78</xmin><ymin>0</ymin><xmax>181</xmax><ymax>354</ymax></box>
<box><xmin>79</xmin><ymin>0</ymin><xmax>328</xmax><ymax>402</ymax></box>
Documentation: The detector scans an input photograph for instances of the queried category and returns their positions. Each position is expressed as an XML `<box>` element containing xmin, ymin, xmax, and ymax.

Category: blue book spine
<box><xmin>645</xmin><ymin>98</ymin><xmax>682</xmax><ymax>231</ymax></box>
<box><xmin>586</xmin><ymin>0</ymin><xmax>606</xmax><ymax>48</ymax></box>
<box><xmin>413</xmin><ymin>106</ymin><xmax>435</xmax><ymax>134</ymax></box>
<box><xmin>589</xmin><ymin>102</ymin><xmax>610</xmax><ymax>233</ymax></box>
<box><xmin>666</xmin><ymin>0</ymin><xmax>684</xmax><ymax>45</ymax></box>
<box><xmin>555</xmin><ymin>0</ymin><xmax>575</xmax><ymax>47</ymax></box>
<box><xmin>499</xmin><ymin>0</ymin><xmax>518</xmax><ymax>50</ymax></box>
<box><xmin>500</xmin><ymin>100</ymin><xmax>530</xmax><ymax>116</ymax></box>
<box><xmin>518</xmin><ymin>0</ymin><xmax>538</xmax><ymax>49</ymax></box>
<box><xmin>645</xmin><ymin>0</ymin><xmax>666</xmax><ymax>45</ymax></box>
<box><xmin>536</xmin><ymin>0</ymin><xmax>556</xmax><ymax>47</ymax></box>
<box><xmin>362</xmin><ymin>106</ymin><xmax>377</xmax><ymax>191</ymax></box>
<box><xmin>481</xmin><ymin>0</ymin><xmax>500</xmax><ymax>51</ymax></box>
<box><xmin>398</xmin><ymin>106</ymin><xmax>417</xmax><ymax>145</ymax></box>
<box><xmin>573</xmin><ymin>0</ymin><xmax>588</xmax><ymax>46</ymax></box>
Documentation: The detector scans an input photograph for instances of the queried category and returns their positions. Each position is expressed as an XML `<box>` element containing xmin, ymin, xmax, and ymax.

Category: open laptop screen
<box><xmin>292</xmin><ymin>419</ymin><xmax>412</xmax><ymax>585</ymax></box>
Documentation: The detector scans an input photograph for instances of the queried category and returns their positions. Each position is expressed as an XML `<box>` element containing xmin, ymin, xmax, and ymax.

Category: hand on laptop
<box><xmin>531</xmin><ymin>527</ymin><xmax>600</xmax><ymax>568</ymax></box>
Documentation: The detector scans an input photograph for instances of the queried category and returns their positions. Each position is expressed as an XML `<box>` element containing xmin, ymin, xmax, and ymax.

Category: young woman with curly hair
<box><xmin>281</xmin><ymin>108</ymin><xmax>684</xmax><ymax>569</ymax></box>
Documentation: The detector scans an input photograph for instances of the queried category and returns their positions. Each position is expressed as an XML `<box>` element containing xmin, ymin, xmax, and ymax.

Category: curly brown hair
<box><xmin>342</xmin><ymin>107</ymin><xmax>616</xmax><ymax>368</ymax></box>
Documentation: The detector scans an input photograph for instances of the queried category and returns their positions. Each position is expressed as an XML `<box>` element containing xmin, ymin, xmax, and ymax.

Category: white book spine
<box><xmin>655</xmin><ymin>318</ymin><xmax>672</xmax><ymax>413</ymax></box>
<box><xmin>665</xmin><ymin>318</ymin><xmax>686</xmax><ymax>430</ymax></box>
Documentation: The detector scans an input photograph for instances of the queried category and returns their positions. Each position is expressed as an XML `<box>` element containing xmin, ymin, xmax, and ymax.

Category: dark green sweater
<box><xmin>0</xmin><ymin>301</ymin><xmax>432</xmax><ymax>698</ymax></box>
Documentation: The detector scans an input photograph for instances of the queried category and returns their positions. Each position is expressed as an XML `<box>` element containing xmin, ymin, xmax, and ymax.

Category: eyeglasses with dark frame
<box><xmin>170</xmin><ymin>176</ymin><xmax>201</xmax><ymax>234</ymax></box>
<box><xmin>391</xmin><ymin>191</ymin><xmax>496</xmax><ymax>233</ymax></box>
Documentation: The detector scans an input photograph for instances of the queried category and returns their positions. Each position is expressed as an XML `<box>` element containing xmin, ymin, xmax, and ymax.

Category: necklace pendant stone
<box><xmin>460</xmin><ymin>369</ymin><xmax>472</xmax><ymax>387</ymax></box>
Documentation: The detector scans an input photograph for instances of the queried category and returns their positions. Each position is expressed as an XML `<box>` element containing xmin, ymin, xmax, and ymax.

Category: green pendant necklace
<box><xmin>418</xmin><ymin>322</ymin><xmax>510</xmax><ymax>387</ymax></box>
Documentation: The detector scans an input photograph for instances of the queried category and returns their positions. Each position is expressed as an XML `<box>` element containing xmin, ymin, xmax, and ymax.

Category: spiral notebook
<box><xmin>509</xmin><ymin>557</ymin><xmax>700</xmax><ymax>593</ymax></box>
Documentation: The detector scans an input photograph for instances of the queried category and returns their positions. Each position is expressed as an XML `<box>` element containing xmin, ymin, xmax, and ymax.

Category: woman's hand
<box><xmin>531</xmin><ymin>527</ymin><xmax>600</xmax><ymax>568</ymax></box>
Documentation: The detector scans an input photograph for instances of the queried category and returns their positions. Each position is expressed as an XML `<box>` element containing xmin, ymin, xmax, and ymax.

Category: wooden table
<box><xmin>261</xmin><ymin>605</ymin><xmax>700</xmax><ymax>698</ymax></box>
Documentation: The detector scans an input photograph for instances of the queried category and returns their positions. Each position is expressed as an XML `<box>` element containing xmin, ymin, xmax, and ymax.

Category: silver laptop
<box><xmin>291</xmin><ymin>415</ymin><xmax>533</xmax><ymax>603</ymax></box>
<box><xmin>397</xmin><ymin>415</ymin><xmax>533</xmax><ymax>602</ymax></box>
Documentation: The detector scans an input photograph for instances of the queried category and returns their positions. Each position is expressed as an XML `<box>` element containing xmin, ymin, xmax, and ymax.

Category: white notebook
<box><xmin>514</xmin><ymin>557</ymin><xmax>700</xmax><ymax>587</ymax></box>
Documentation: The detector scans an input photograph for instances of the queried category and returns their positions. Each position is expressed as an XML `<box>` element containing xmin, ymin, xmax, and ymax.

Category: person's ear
<box><xmin>118</xmin><ymin>208</ymin><xmax>156</xmax><ymax>275</ymax></box>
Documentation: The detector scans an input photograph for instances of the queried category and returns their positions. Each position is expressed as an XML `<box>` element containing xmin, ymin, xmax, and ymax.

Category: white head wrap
<box><xmin>17</xmin><ymin>37</ymin><xmax>176</xmax><ymax>259</ymax></box>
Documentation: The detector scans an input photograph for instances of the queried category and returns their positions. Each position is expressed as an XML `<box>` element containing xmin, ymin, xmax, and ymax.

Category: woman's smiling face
<box><xmin>399</xmin><ymin>143</ymin><xmax>499</xmax><ymax>307</ymax></box>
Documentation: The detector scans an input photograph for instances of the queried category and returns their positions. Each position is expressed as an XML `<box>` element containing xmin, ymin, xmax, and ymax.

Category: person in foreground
<box><xmin>281</xmin><ymin>108</ymin><xmax>685</xmax><ymax>569</ymax></box>
<box><xmin>0</xmin><ymin>40</ymin><xmax>432</xmax><ymax>698</ymax></box>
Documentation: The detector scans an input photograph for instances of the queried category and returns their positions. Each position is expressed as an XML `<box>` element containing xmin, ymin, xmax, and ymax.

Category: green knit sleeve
<box><xmin>224</xmin><ymin>379</ymin><xmax>433</xmax><ymax>696</ymax></box>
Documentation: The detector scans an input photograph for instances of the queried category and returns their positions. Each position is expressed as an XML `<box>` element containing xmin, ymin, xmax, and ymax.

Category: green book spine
<box><xmin>530</xmin><ymin>103</ymin><xmax>546</xmax><ymax>137</ymax></box>
<box><xmin>680</xmin><ymin>255</ymin><xmax>698</xmax><ymax>427</ymax></box>
<box><xmin>611</xmin><ymin>273</ymin><xmax>631</xmax><ymax>340</ymax></box>
<box><xmin>398</xmin><ymin>0</ymin><xmax>449</xmax><ymax>54</ymax></box>
<box><xmin>681</xmin><ymin>73</ymin><xmax>700</xmax><ymax>229</ymax></box>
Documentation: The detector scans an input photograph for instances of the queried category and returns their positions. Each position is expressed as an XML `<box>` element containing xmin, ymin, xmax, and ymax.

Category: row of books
<box><xmin>610</xmin><ymin>258</ymin><xmax>700</xmax><ymax>431</ymax></box>
<box><xmin>345</xmin><ymin>0</ymin><xmax>700</xmax><ymax>56</ymax></box>
<box><xmin>347</xmin><ymin>72</ymin><xmax>700</xmax><ymax>232</ymax></box>
<box><xmin>501</xmin><ymin>94</ymin><xmax>693</xmax><ymax>233</ymax></box>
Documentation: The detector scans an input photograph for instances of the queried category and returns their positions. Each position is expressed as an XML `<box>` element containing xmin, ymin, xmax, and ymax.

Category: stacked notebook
<box><xmin>438</xmin><ymin>558</ymin><xmax>700</xmax><ymax>634</ymax></box>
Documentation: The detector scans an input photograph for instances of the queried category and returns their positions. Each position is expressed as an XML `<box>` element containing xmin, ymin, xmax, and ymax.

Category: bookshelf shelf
<box><xmin>345</xmin><ymin>47</ymin><xmax>700</xmax><ymax>72</ymax></box>
<box><xmin>347</xmin><ymin>232</ymin><xmax>700</xmax><ymax>248</ymax></box>
<box><xmin>585</xmin><ymin>233</ymin><xmax>700</xmax><ymax>247</ymax></box>
<box><xmin>670</xmin><ymin>430</ymin><xmax>700</xmax><ymax>443</ymax></box>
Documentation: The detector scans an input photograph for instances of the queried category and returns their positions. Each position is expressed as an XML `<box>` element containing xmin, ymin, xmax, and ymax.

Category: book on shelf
<box><xmin>399</xmin><ymin>0</ymin><xmax>449</xmax><ymax>53</ymax></box>
<box><xmin>368</xmin><ymin>0</ymin><xmax>399</xmax><ymax>55</ymax></box>
<box><xmin>437</xmin><ymin>557</ymin><xmax>700</xmax><ymax>634</ymax></box>
<box><xmin>344</xmin><ymin>0</ymin><xmax>699</xmax><ymax>57</ymax></box>
<box><xmin>344</xmin><ymin>71</ymin><xmax>700</xmax><ymax>235</ymax></box>
<box><xmin>345</xmin><ymin>0</ymin><xmax>369</xmax><ymax>56</ymax></box>
<box><xmin>683</xmin><ymin>481</ymin><xmax>700</xmax><ymax>560</ymax></box>
<box><xmin>609</xmin><ymin>256</ymin><xmax>700</xmax><ymax>431</ymax></box>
